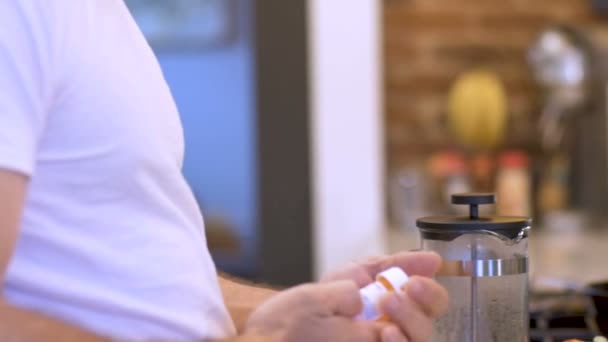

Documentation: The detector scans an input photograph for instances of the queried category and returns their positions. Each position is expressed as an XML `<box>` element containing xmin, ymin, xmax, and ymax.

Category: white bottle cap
<box><xmin>356</xmin><ymin>267</ymin><xmax>410</xmax><ymax>321</ymax></box>
<box><xmin>356</xmin><ymin>283</ymin><xmax>386</xmax><ymax>320</ymax></box>
<box><xmin>377</xmin><ymin>267</ymin><xmax>409</xmax><ymax>292</ymax></box>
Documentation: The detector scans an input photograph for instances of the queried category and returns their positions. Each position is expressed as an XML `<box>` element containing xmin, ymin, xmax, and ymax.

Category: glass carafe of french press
<box><xmin>417</xmin><ymin>193</ymin><xmax>530</xmax><ymax>342</ymax></box>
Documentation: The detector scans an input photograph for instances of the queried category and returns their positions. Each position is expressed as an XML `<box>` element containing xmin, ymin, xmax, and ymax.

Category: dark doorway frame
<box><xmin>254</xmin><ymin>0</ymin><xmax>313</xmax><ymax>286</ymax></box>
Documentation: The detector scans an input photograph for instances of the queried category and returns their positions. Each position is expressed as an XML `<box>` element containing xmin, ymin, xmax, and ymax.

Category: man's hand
<box><xmin>322</xmin><ymin>251</ymin><xmax>449</xmax><ymax>342</ymax></box>
<box><xmin>321</xmin><ymin>251</ymin><xmax>442</xmax><ymax>287</ymax></box>
<box><xmin>243</xmin><ymin>281</ymin><xmax>407</xmax><ymax>342</ymax></box>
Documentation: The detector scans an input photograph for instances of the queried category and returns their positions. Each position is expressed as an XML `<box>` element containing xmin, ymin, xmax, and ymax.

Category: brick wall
<box><xmin>384</xmin><ymin>0</ymin><xmax>605</xmax><ymax>169</ymax></box>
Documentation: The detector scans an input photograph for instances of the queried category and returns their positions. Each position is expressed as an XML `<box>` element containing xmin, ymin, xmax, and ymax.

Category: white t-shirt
<box><xmin>0</xmin><ymin>1</ymin><xmax>235</xmax><ymax>340</ymax></box>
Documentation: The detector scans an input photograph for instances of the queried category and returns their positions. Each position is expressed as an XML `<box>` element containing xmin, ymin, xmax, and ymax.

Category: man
<box><xmin>0</xmin><ymin>1</ymin><xmax>448</xmax><ymax>341</ymax></box>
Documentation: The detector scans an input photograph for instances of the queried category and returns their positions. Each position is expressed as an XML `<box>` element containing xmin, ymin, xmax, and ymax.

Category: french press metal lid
<box><xmin>416</xmin><ymin>193</ymin><xmax>531</xmax><ymax>241</ymax></box>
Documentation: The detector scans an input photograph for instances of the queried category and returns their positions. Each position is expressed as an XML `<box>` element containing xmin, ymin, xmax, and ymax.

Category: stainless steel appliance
<box><xmin>529</xmin><ymin>25</ymin><xmax>608</xmax><ymax>219</ymax></box>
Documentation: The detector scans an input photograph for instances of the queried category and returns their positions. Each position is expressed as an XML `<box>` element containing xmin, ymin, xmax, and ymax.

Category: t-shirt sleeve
<box><xmin>0</xmin><ymin>2</ymin><xmax>53</xmax><ymax>176</ymax></box>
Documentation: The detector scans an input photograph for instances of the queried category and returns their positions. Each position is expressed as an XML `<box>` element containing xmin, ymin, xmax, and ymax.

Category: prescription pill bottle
<box><xmin>356</xmin><ymin>267</ymin><xmax>409</xmax><ymax>321</ymax></box>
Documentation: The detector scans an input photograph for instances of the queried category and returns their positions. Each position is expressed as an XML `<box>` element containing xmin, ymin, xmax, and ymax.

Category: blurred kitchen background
<box><xmin>125</xmin><ymin>0</ymin><xmax>608</xmax><ymax>288</ymax></box>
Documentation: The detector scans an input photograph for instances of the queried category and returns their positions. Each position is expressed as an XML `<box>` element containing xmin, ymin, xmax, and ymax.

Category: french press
<box><xmin>417</xmin><ymin>193</ymin><xmax>530</xmax><ymax>342</ymax></box>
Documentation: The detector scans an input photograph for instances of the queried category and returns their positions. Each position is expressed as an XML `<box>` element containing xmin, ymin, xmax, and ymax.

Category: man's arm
<box><xmin>0</xmin><ymin>169</ymin><xmax>110</xmax><ymax>342</ymax></box>
<box><xmin>218</xmin><ymin>273</ymin><xmax>278</xmax><ymax>332</ymax></box>
<box><xmin>0</xmin><ymin>301</ymin><xmax>110</xmax><ymax>342</ymax></box>
<box><xmin>0</xmin><ymin>170</ymin><xmax>273</xmax><ymax>342</ymax></box>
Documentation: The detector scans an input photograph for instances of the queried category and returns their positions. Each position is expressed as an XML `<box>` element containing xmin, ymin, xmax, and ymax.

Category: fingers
<box><xmin>381</xmin><ymin>324</ymin><xmax>409</xmax><ymax>342</ymax></box>
<box><xmin>322</xmin><ymin>251</ymin><xmax>443</xmax><ymax>290</ymax></box>
<box><xmin>360</xmin><ymin>251</ymin><xmax>442</xmax><ymax>279</ymax></box>
<box><xmin>312</xmin><ymin>281</ymin><xmax>363</xmax><ymax>317</ymax></box>
<box><xmin>382</xmin><ymin>251</ymin><xmax>442</xmax><ymax>278</ymax></box>
<box><xmin>376</xmin><ymin>276</ymin><xmax>448</xmax><ymax>342</ymax></box>
<box><xmin>403</xmin><ymin>276</ymin><xmax>449</xmax><ymax>318</ymax></box>
<box><xmin>321</xmin><ymin>262</ymin><xmax>375</xmax><ymax>287</ymax></box>
<box><xmin>379</xmin><ymin>292</ymin><xmax>433</xmax><ymax>342</ymax></box>
<box><xmin>348</xmin><ymin>321</ymin><xmax>407</xmax><ymax>342</ymax></box>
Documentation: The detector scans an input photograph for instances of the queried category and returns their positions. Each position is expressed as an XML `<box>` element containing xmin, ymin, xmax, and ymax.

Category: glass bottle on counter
<box><xmin>496</xmin><ymin>151</ymin><xmax>531</xmax><ymax>217</ymax></box>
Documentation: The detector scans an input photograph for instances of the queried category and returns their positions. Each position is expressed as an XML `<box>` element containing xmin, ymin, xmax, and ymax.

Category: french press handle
<box><xmin>451</xmin><ymin>193</ymin><xmax>496</xmax><ymax>219</ymax></box>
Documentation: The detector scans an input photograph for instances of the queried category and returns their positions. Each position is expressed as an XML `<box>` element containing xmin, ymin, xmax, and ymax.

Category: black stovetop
<box><xmin>530</xmin><ymin>292</ymin><xmax>606</xmax><ymax>342</ymax></box>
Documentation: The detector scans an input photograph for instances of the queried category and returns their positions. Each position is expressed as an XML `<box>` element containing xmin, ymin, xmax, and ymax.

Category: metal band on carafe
<box><xmin>437</xmin><ymin>257</ymin><xmax>528</xmax><ymax>277</ymax></box>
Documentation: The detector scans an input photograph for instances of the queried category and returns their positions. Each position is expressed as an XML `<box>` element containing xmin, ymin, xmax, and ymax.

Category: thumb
<box><xmin>316</xmin><ymin>280</ymin><xmax>363</xmax><ymax>317</ymax></box>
